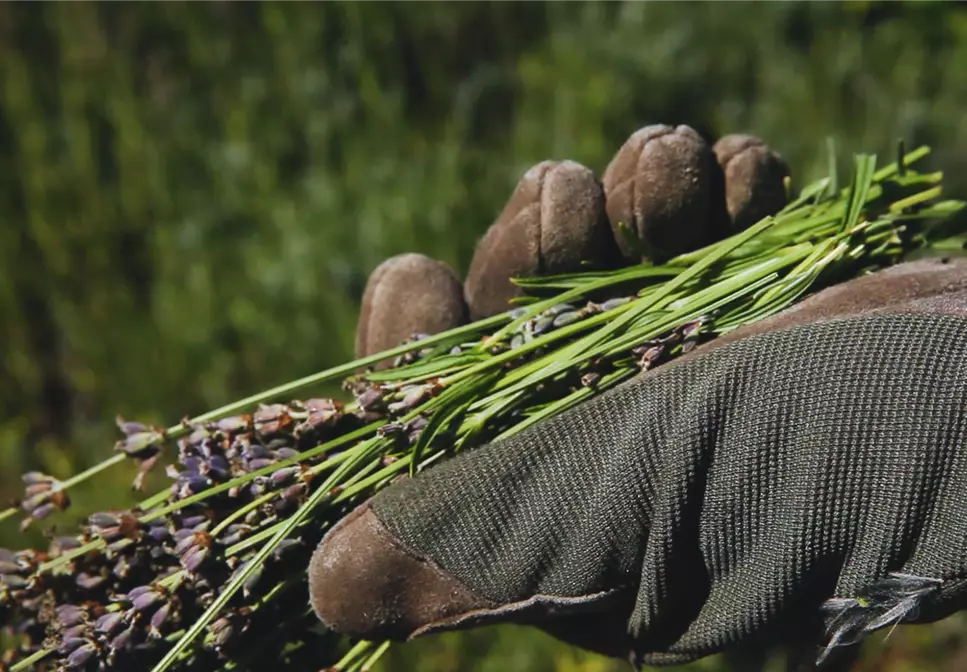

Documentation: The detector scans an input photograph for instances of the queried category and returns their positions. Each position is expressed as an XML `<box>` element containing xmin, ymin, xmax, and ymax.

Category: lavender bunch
<box><xmin>0</xmin><ymin>146</ymin><xmax>964</xmax><ymax>672</ymax></box>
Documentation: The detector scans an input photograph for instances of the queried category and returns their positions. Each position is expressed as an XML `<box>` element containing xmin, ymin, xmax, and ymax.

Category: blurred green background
<box><xmin>2</xmin><ymin>1</ymin><xmax>967</xmax><ymax>670</ymax></box>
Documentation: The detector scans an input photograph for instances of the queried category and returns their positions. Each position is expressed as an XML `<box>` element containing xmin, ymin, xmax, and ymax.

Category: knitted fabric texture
<box><xmin>370</xmin><ymin>312</ymin><xmax>967</xmax><ymax>663</ymax></box>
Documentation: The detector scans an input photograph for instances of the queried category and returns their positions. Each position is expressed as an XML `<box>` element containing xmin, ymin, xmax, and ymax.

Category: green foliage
<box><xmin>1</xmin><ymin>2</ymin><xmax>967</xmax><ymax>670</ymax></box>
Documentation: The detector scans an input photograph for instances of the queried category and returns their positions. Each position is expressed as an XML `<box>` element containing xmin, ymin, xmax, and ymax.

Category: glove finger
<box><xmin>711</xmin><ymin>134</ymin><xmax>791</xmax><ymax>236</ymax></box>
<box><xmin>601</xmin><ymin>124</ymin><xmax>716</xmax><ymax>262</ymax></box>
<box><xmin>355</xmin><ymin>253</ymin><xmax>468</xmax><ymax>364</ymax></box>
<box><xmin>464</xmin><ymin>160</ymin><xmax>620</xmax><ymax>319</ymax></box>
<box><xmin>308</xmin><ymin>498</ymin><xmax>636</xmax><ymax>659</ymax></box>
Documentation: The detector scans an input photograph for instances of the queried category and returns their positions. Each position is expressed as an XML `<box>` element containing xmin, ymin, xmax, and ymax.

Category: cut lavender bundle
<box><xmin>0</xmin><ymin>146</ymin><xmax>965</xmax><ymax>672</ymax></box>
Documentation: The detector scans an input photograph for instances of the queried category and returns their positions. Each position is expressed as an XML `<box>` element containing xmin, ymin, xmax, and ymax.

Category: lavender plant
<box><xmin>0</xmin><ymin>146</ymin><xmax>964</xmax><ymax>672</ymax></box>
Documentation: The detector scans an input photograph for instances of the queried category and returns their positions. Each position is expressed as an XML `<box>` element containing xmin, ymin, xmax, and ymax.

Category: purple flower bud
<box><xmin>187</xmin><ymin>427</ymin><xmax>211</xmax><ymax>443</ymax></box>
<box><xmin>182</xmin><ymin>545</ymin><xmax>209</xmax><ymax>573</ymax></box>
<box><xmin>57</xmin><ymin>604</ymin><xmax>87</xmax><ymax>627</ymax></box>
<box><xmin>174</xmin><ymin>534</ymin><xmax>200</xmax><ymax>556</ymax></box>
<box><xmin>22</xmin><ymin>471</ymin><xmax>53</xmax><ymax>486</ymax></box>
<box><xmin>109</xmin><ymin>624</ymin><xmax>135</xmax><ymax>651</ymax></box>
<box><xmin>88</xmin><ymin>512</ymin><xmax>120</xmax><ymax>528</ymax></box>
<box><xmin>269</xmin><ymin>466</ymin><xmax>300</xmax><ymax>486</ymax></box>
<box><xmin>218</xmin><ymin>524</ymin><xmax>252</xmax><ymax>546</ymax></box>
<box><xmin>58</xmin><ymin>636</ymin><xmax>88</xmax><ymax>654</ymax></box>
<box><xmin>115</xmin><ymin>430</ymin><xmax>164</xmax><ymax>458</ymax></box>
<box><xmin>600</xmin><ymin>296</ymin><xmax>633</xmax><ymax>311</ymax></box>
<box><xmin>24</xmin><ymin>482</ymin><xmax>52</xmax><ymax>497</ymax></box>
<box><xmin>67</xmin><ymin>642</ymin><xmax>97</xmax><ymax>668</ymax></box>
<box><xmin>146</xmin><ymin>525</ymin><xmax>170</xmax><ymax>543</ymax></box>
<box><xmin>355</xmin><ymin>387</ymin><xmax>384</xmax><ymax>411</ymax></box>
<box><xmin>0</xmin><ymin>560</ymin><xmax>23</xmax><ymax>575</ymax></box>
<box><xmin>181</xmin><ymin>456</ymin><xmax>203</xmax><ymax>473</ymax></box>
<box><xmin>178</xmin><ymin>474</ymin><xmax>210</xmax><ymax>497</ymax></box>
<box><xmin>20</xmin><ymin>492</ymin><xmax>49</xmax><ymax>512</ymax></box>
<box><xmin>210</xmin><ymin>617</ymin><xmax>235</xmax><ymax>649</ymax></box>
<box><xmin>1</xmin><ymin>574</ymin><xmax>28</xmax><ymax>589</ymax></box>
<box><xmin>243</xmin><ymin>443</ymin><xmax>270</xmax><ymax>460</ymax></box>
<box><xmin>173</xmin><ymin>527</ymin><xmax>194</xmax><ymax>542</ymax></box>
<box><xmin>30</xmin><ymin>503</ymin><xmax>55</xmax><ymax>520</ymax></box>
<box><xmin>216</xmin><ymin>415</ymin><xmax>251</xmax><ymax>433</ymax></box>
<box><xmin>0</xmin><ymin>548</ymin><xmax>16</xmax><ymax>563</ymax></box>
<box><xmin>247</xmin><ymin>457</ymin><xmax>275</xmax><ymax>471</ymax></box>
<box><xmin>282</xmin><ymin>482</ymin><xmax>307</xmax><ymax>503</ymax></box>
<box><xmin>76</xmin><ymin>572</ymin><xmax>106</xmax><ymax>590</ymax></box>
<box><xmin>95</xmin><ymin>612</ymin><xmax>125</xmax><ymax>635</ymax></box>
<box><xmin>96</xmin><ymin>525</ymin><xmax>123</xmax><ymax>542</ymax></box>
<box><xmin>112</xmin><ymin>557</ymin><xmax>131</xmax><ymax>580</ymax></box>
<box><xmin>62</xmin><ymin>624</ymin><xmax>88</xmax><ymax>640</ymax></box>
<box><xmin>149</xmin><ymin>602</ymin><xmax>172</xmax><ymax>632</ymax></box>
<box><xmin>273</xmin><ymin>447</ymin><xmax>299</xmax><ymax>460</ymax></box>
<box><xmin>388</xmin><ymin>386</ymin><xmax>427</xmax><ymax>414</ymax></box>
<box><xmin>204</xmin><ymin>455</ymin><xmax>230</xmax><ymax>478</ymax></box>
<box><xmin>180</xmin><ymin>514</ymin><xmax>208</xmax><ymax>529</ymax></box>
<box><xmin>132</xmin><ymin>590</ymin><xmax>163</xmax><ymax>613</ymax></box>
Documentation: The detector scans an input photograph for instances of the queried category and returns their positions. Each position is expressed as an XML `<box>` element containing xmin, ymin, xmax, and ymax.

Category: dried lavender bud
<box><xmin>149</xmin><ymin>602</ymin><xmax>172</xmax><ymax>635</ymax></box>
<box><xmin>274</xmin><ymin>447</ymin><xmax>300</xmax><ymax>460</ymax></box>
<box><xmin>116</xmin><ymin>417</ymin><xmax>152</xmax><ymax>436</ymax></box>
<box><xmin>27</xmin><ymin>503</ymin><xmax>55</xmax><ymax>522</ymax></box>
<box><xmin>95</xmin><ymin>612</ymin><xmax>124</xmax><ymax>635</ymax></box>
<box><xmin>215</xmin><ymin>415</ymin><xmax>251</xmax><ymax>433</ymax></box>
<box><xmin>76</xmin><ymin>572</ymin><xmax>106</xmax><ymax>590</ymax></box>
<box><xmin>601</xmin><ymin>296</ymin><xmax>633</xmax><ymax>311</ymax></box>
<box><xmin>0</xmin><ymin>561</ymin><xmax>23</xmax><ymax>575</ymax></box>
<box><xmin>253</xmin><ymin>404</ymin><xmax>293</xmax><ymax>435</ymax></box>
<box><xmin>180</xmin><ymin>514</ymin><xmax>209</xmax><ymax>529</ymax></box>
<box><xmin>552</xmin><ymin>311</ymin><xmax>583</xmax><ymax>329</ymax></box>
<box><xmin>58</xmin><ymin>637</ymin><xmax>88</xmax><ymax>654</ymax></box>
<box><xmin>247</xmin><ymin>458</ymin><xmax>276</xmax><ymax>472</ymax></box>
<box><xmin>22</xmin><ymin>471</ymin><xmax>54</xmax><ymax>486</ymax></box>
<box><xmin>62</xmin><ymin>624</ymin><xmax>88</xmax><ymax>641</ymax></box>
<box><xmin>243</xmin><ymin>444</ymin><xmax>270</xmax><ymax>460</ymax></box>
<box><xmin>356</xmin><ymin>254</ymin><xmax>469</xmax><ymax>363</ymax></box>
<box><xmin>387</xmin><ymin>386</ymin><xmax>427</xmax><ymax>415</ymax></box>
<box><xmin>269</xmin><ymin>467</ymin><xmax>300</xmax><ymax>487</ymax></box>
<box><xmin>67</xmin><ymin>642</ymin><xmax>97</xmax><ymax>667</ymax></box>
<box><xmin>23</xmin><ymin>482</ymin><xmax>52</xmax><ymax>497</ymax></box>
<box><xmin>181</xmin><ymin>545</ymin><xmax>209</xmax><ymax>573</ymax></box>
<box><xmin>531</xmin><ymin>315</ymin><xmax>554</xmax><ymax>336</ymax></box>
<box><xmin>712</xmin><ymin>133</ymin><xmax>790</xmax><ymax>233</ymax></box>
<box><xmin>581</xmin><ymin>372</ymin><xmax>601</xmax><ymax>388</ymax></box>
<box><xmin>56</xmin><ymin>605</ymin><xmax>87</xmax><ymax>628</ymax></box>
<box><xmin>355</xmin><ymin>387</ymin><xmax>385</xmax><ymax>412</ymax></box>
<box><xmin>109</xmin><ymin>624</ymin><xmax>136</xmax><ymax>652</ymax></box>
<box><xmin>545</xmin><ymin>303</ymin><xmax>576</xmax><ymax>316</ymax></box>
<box><xmin>0</xmin><ymin>574</ymin><xmax>27</xmax><ymax>591</ymax></box>
<box><xmin>510</xmin><ymin>333</ymin><xmax>525</xmax><ymax>350</ymax></box>
<box><xmin>465</xmin><ymin>160</ymin><xmax>619</xmax><ymax>319</ymax></box>
<box><xmin>115</xmin><ymin>430</ymin><xmax>164</xmax><ymax>458</ymax></box>
<box><xmin>602</xmin><ymin>124</ymin><xmax>715</xmax><ymax>261</ymax></box>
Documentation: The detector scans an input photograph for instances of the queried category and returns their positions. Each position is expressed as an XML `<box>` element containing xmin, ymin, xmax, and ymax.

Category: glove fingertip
<box><xmin>308</xmin><ymin>503</ymin><xmax>495</xmax><ymax>641</ymax></box>
<box><xmin>712</xmin><ymin>133</ymin><xmax>791</xmax><ymax>233</ymax></box>
<box><xmin>603</xmin><ymin>124</ymin><xmax>715</xmax><ymax>262</ymax></box>
<box><xmin>355</xmin><ymin>253</ymin><xmax>468</xmax><ymax>363</ymax></box>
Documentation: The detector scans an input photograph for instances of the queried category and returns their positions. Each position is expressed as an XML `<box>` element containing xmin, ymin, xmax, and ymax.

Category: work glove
<box><xmin>308</xmin><ymin>127</ymin><xmax>967</xmax><ymax>671</ymax></box>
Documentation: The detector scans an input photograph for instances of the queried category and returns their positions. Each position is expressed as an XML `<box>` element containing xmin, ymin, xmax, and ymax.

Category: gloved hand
<box><xmin>307</xmin><ymin>127</ymin><xmax>967</xmax><ymax>671</ymax></box>
<box><xmin>353</xmin><ymin>126</ymin><xmax>789</xmax><ymax>360</ymax></box>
